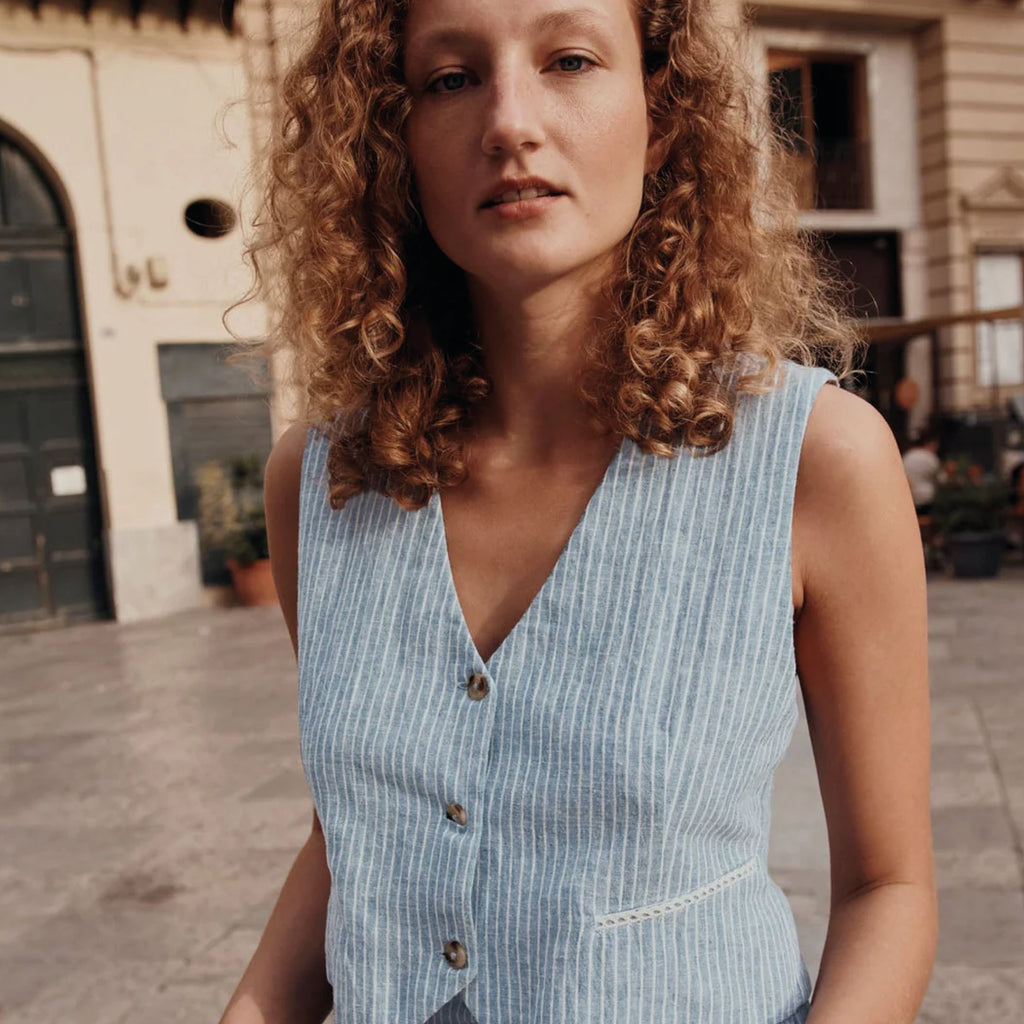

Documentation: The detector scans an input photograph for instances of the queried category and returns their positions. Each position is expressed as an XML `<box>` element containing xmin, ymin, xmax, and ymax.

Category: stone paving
<box><xmin>0</xmin><ymin>564</ymin><xmax>1022</xmax><ymax>1023</ymax></box>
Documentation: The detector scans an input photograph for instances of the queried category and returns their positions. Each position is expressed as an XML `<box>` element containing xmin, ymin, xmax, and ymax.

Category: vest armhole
<box><xmin>296</xmin><ymin>426</ymin><xmax>330</xmax><ymax>667</ymax></box>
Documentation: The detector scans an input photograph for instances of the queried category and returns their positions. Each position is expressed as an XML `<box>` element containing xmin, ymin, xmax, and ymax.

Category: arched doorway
<box><xmin>0</xmin><ymin>132</ymin><xmax>109</xmax><ymax>627</ymax></box>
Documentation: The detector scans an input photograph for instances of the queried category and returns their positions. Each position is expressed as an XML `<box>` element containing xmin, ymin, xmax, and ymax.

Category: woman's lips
<box><xmin>484</xmin><ymin>186</ymin><xmax>560</xmax><ymax>206</ymax></box>
<box><xmin>480</xmin><ymin>193</ymin><xmax>564</xmax><ymax>221</ymax></box>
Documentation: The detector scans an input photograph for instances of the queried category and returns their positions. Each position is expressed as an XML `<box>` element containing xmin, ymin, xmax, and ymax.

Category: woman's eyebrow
<box><xmin>406</xmin><ymin>7</ymin><xmax>616</xmax><ymax>59</ymax></box>
<box><xmin>531</xmin><ymin>7</ymin><xmax>615</xmax><ymax>41</ymax></box>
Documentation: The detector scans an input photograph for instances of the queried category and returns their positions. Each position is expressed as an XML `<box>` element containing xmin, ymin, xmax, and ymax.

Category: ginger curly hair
<box><xmin>236</xmin><ymin>0</ymin><xmax>864</xmax><ymax>510</ymax></box>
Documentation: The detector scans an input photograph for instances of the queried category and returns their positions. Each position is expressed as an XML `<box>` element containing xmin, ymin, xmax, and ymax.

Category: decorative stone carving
<box><xmin>961</xmin><ymin>167</ymin><xmax>1024</xmax><ymax>213</ymax></box>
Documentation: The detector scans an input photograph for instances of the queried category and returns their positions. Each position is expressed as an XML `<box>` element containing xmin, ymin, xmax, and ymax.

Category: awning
<box><xmin>860</xmin><ymin>305</ymin><xmax>1024</xmax><ymax>345</ymax></box>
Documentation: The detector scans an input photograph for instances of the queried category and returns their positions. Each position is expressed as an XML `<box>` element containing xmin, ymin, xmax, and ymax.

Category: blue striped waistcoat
<box><xmin>297</xmin><ymin>358</ymin><xmax>838</xmax><ymax>1024</ymax></box>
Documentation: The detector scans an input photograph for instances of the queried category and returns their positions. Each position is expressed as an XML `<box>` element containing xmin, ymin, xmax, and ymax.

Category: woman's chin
<box><xmin>463</xmin><ymin>250</ymin><xmax>618</xmax><ymax>294</ymax></box>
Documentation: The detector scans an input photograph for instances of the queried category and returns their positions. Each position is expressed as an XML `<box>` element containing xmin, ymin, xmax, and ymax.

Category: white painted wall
<box><xmin>0</xmin><ymin>30</ymin><xmax>266</xmax><ymax>620</ymax></box>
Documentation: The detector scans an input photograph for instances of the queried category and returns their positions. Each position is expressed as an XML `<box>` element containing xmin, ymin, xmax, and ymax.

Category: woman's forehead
<box><xmin>403</xmin><ymin>0</ymin><xmax>639</xmax><ymax>50</ymax></box>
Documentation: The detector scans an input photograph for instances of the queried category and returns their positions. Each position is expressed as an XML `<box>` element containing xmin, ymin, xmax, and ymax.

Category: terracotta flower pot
<box><xmin>226</xmin><ymin>557</ymin><xmax>279</xmax><ymax>607</ymax></box>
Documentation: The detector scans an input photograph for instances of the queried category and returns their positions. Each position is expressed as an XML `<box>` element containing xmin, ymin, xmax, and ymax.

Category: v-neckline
<box><xmin>432</xmin><ymin>437</ymin><xmax>628</xmax><ymax>669</ymax></box>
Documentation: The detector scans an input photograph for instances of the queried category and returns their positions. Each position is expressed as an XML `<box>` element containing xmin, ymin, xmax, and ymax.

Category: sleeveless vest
<box><xmin>297</xmin><ymin>358</ymin><xmax>838</xmax><ymax>1024</ymax></box>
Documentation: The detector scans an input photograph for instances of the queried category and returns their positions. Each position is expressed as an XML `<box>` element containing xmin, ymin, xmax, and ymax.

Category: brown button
<box><xmin>445</xmin><ymin>802</ymin><xmax>468</xmax><ymax>826</ymax></box>
<box><xmin>467</xmin><ymin>672</ymin><xmax>489</xmax><ymax>700</ymax></box>
<box><xmin>443</xmin><ymin>939</ymin><xmax>468</xmax><ymax>969</ymax></box>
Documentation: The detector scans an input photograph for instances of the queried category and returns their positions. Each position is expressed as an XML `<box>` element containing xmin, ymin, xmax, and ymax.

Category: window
<box><xmin>768</xmin><ymin>51</ymin><xmax>872</xmax><ymax>211</ymax></box>
<box><xmin>975</xmin><ymin>252</ymin><xmax>1024</xmax><ymax>388</ymax></box>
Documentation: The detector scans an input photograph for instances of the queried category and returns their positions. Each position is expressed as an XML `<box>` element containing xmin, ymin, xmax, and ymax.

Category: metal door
<box><xmin>0</xmin><ymin>135</ymin><xmax>109</xmax><ymax>627</ymax></box>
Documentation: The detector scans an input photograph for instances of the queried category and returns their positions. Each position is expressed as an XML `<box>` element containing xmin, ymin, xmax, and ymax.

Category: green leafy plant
<box><xmin>931</xmin><ymin>454</ymin><xmax>1009</xmax><ymax>537</ymax></box>
<box><xmin>224</xmin><ymin>454</ymin><xmax>269</xmax><ymax>565</ymax></box>
<box><xmin>196</xmin><ymin>454</ymin><xmax>269</xmax><ymax>568</ymax></box>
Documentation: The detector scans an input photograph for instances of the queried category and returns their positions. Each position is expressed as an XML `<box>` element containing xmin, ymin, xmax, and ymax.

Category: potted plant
<box><xmin>196</xmin><ymin>454</ymin><xmax>277</xmax><ymax>606</ymax></box>
<box><xmin>224</xmin><ymin>453</ymin><xmax>278</xmax><ymax>606</ymax></box>
<box><xmin>930</xmin><ymin>454</ymin><xmax>1010</xmax><ymax>578</ymax></box>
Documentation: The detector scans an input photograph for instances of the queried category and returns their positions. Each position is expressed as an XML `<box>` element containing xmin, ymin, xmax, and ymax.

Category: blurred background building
<box><xmin>0</xmin><ymin>0</ymin><xmax>274</xmax><ymax>628</ymax></box>
<box><xmin>743</xmin><ymin>0</ymin><xmax>1024</xmax><ymax>476</ymax></box>
<box><xmin>1</xmin><ymin>0</ymin><xmax>1023</xmax><ymax>630</ymax></box>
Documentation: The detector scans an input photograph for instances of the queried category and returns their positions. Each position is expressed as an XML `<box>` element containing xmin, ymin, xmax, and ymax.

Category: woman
<box><xmin>220</xmin><ymin>0</ymin><xmax>937</xmax><ymax>1022</ymax></box>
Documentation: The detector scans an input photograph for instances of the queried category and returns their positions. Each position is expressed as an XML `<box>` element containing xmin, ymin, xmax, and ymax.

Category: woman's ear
<box><xmin>645</xmin><ymin>130</ymin><xmax>670</xmax><ymax>176</ymax></box>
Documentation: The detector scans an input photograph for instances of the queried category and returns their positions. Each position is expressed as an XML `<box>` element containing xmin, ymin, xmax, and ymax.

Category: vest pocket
<box><xmin>593</xmin><ymin>856</ymin><xmax>760</xmax><ymax>931</ymax></box>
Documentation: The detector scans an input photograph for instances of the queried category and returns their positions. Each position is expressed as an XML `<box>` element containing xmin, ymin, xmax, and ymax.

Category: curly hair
<box><xmin>234</xmin><ymin>0</ymin><xmax>865</xmax><ymax>510</ymax></box>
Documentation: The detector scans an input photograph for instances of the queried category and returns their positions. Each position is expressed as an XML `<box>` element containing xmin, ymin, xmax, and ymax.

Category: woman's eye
<box><xmin>554</xmin><ymin>54</ymin><xmax>594</xmax><ymax>73</ymax></box>
<box><xmin>427</xmin><ymin>71</ymin><xmax>468</xmax><ymax>94</ymax></box>
<box><xmin>424</xmin><ymin>55</ymin><xmax>593</xmax><ymax>92</ymax></box>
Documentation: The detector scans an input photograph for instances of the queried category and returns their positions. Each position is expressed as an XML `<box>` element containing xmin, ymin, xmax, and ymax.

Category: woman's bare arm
<box><xmin>792</xmin><ymin>384</ymin><xmax>938</xmax><ymax>1024</ymax></box>
<box><xmin>219</xmin><ymin>421</ymin><xmax>334</xmax><ymax>1024</ymax></box>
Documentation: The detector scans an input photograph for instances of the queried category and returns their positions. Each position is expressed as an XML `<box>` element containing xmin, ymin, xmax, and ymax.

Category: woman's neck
<box><xmin>466</xmin><ymin>272</ymin><xmax>614</xmax><ymax>461</ymax></box>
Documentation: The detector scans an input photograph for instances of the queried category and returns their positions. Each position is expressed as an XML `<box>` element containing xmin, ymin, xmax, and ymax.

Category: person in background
<box><xmin>903</xmin><ymin>427</ymin><xmax>941</xmax><ymax>517</ymax></box>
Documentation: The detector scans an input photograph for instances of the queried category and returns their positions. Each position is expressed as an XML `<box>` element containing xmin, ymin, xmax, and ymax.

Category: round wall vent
<box><xmin>184</xmin><ymin>198</ymin><xmax>236</xmax><ymax>239</ymax></box>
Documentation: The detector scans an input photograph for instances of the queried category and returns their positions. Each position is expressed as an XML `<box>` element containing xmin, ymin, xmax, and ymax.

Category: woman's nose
<box><xmin>480</xmin><ymin>70</ymin><xmax>544</xmax><ymax>156</ymax></box>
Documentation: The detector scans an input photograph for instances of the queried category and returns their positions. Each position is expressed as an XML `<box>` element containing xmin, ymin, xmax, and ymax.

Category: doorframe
<box><xmin>0</xmin><ymin>118</ymin><xmax>112</xmax><ymax>629</ymax></box>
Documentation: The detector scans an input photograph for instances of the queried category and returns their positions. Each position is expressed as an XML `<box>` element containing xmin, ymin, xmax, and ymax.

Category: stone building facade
<box><xmin>0</xmin><ymin>0</ymin><xmax>270</xmax><ymax>627</ymax></box>
<box><xmin>2</xmin><ymin>0</ymin><xmax>1022</xmax><ymax>628</ymax></box>
<box><xmin>743</xmin><ymin>0</ymin><xmax>1024</xmax><ymax>443</ymax></box>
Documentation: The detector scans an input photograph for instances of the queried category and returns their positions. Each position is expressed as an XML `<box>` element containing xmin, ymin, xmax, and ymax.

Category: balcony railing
<box><xmin>815</xmin><ymin>137</ymin><xmax>872</xmax><ymax>211</ymax></box>
<box><xmin>778</xmin><ymin>137</ymin><xmax>872</xmax><ymax>211</ymax></box>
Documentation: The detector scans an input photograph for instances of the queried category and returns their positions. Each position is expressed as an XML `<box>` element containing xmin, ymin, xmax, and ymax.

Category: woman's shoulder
<box><xmin>267</xmin><ymin>420</ymin><xmax>336</xmax><ymax>497</ymax></box>
<box><xmin>263</xmin><ymin>421</ymin><xmax>314</xmax><ymax>657</ymax></box>
<box><xmin>791</xmin><ymin>377</ymin><xmax>913</xmax><ymax>616</ymax></box>
<box><xmin>264</xmin><ymin>423</ymin><xmax>312</xmax><ymax>561</ymax></box>
<box><xmin>801</xmin><ymin>375</ymin><xmax>891</xmax><ymax>473</ymax></box>
<box><xmin>265</xmin><ymin>421</ymin><xmax>313</xmax><ymax>508</ymax></box>
<box><xmin>794</xmin><ymin>376</ymin><xmax>909</xmax><ymax>566</ymax></box>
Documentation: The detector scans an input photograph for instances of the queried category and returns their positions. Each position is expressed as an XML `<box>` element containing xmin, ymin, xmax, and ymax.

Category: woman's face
<box><xmin>402</xmin><ymin>0</ymin><xmax>659</xmax><ymax>293</ymax></box>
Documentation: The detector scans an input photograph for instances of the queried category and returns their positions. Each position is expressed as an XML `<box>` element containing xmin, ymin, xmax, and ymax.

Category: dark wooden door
<box><xmin>0</xmin><ymin>136</ymin><xmax>109</xmax><ymax>627</ymax></box>
<box><xmin>819</xmin><ymin>231</ymin><xmax>902</xmax><ymax>320</ymax></box>
<box><xmin>812</xmin><ymin>230</ymin><xmax>908</xmax><ymax>441</ymax></box>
